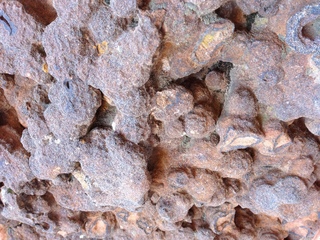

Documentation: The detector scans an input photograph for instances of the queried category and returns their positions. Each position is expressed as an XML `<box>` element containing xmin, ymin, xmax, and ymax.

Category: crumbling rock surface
<box><xmin>0</xmin><ymin>0</ymin><xmax>320</xmax><ymax>239</ymax></box>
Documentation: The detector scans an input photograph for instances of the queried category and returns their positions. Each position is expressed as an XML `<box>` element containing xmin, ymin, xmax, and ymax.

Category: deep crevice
<box><xmin>138</xmin><ymin>0</ymin><xmax>151</xmax><ymax>11</ymax></box>
<box><xmin>0</xmin><ymin>87</ymin><xmax>26</xmax><ymax>151</ymax></box>
<box><xmin>57</xmin><ymin>173</ymin><xmax>74</xmax><ymax>183</ymax></box>
<box><xmin>209</xmin><ymin>61</ymin><xmax>234</xmax><ymax>84</ymax></box>
<box><xmin>0</xmin><ymin>182</ymin><xmax>4</xmax><ymax>210</ymax></box>
<box><xmin>215</xmin><ymin>1</ymin><xmax>258</xmax><ymax>32</ymax></box>
<box><xmin>88</xmin><ymin>91</ymin><xmax>117</xmax><ymax>132</ymax></box>
<box><xmin>215</xmin><ymin>1</ymin><xmax>247</xmax><ymax>31</ymax></box>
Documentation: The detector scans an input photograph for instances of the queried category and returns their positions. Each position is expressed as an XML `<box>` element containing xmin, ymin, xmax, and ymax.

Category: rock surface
<box><xmin>0</xmin><ymin>0</ymin><xmax>320</xmax><ymax>239</ymax></box>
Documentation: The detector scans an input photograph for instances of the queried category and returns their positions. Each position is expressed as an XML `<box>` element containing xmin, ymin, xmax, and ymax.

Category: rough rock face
<box><xmin>0</xmin><ymin>0</ymin><xmax>320</xmax><ymax>239</ymax></box>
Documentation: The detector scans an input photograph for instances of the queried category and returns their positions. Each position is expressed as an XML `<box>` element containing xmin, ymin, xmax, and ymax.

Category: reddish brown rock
<box><xmin>256</xmin><ymin>119</ymin><xmax>292</xmax><ymax>155</ymax></box>
<box><xmin>184</xmin><ymin>0</ymin><xmax>228</xmax><ymax>16</ymax></box>
<box><xmin>44</xmin><ymin>79</ymin><xmax>101</xmax><ymax>141</ymax></box>
<box><xmin>236</xmin><ymin>0</ymin><xmax>282</xmax><ymax>17</ymax></box>
<box><xmin>234</xmin><ymin>207</ymin><xmax>288</xmax><ymax>239</ymax></box>
<box><xmin>184</xmin><ymin>105</ymin><xmax>216</xmax><ymax>138</ymax></box>
<box><xmin>151</xmin><ymin>0</ymin><xmax>234</xmax><ymax>80</ymax></box>
<box><xmin>205</xmin><ymin>70</ymin><xmax>228</xmax><ymax>92</ymax></box>
<box><xmin>283</xmin><ymin>212</ymin><xmax>320</xmax><ymax>240</ymax></box>
<box><xmin>113</xmin><ymin>113</ymin><xmax>150</xmax><ymax>144</ymax></box>
<box><xmin>0</xmin><ymin>225</ymin><xmax>7</xmax><ymax>240</ymax></box>
<box><xmin>203</xmin><ymin>203</ymin><xmax>236</xmax><ymax>235</ymax></box>
<box><xmin>43</xmin><ymin>1</ymin><xmax>160</xmax><ymax>117</ymax></box>
<box><xmin>0</xmin><ymin>89</ymin><xmax>34</xmax><ymax>192</ymax></box>
<box><xmin>0</xmin><ymin>1</ymin><xmax>51</xmax><ymax>84</ymax></box>
<box><xmin>186</xmin><ymin>168</ymin><xmax>226</xmax><ymax>206</ymax></box>
<box><xmin>0</xmin><ymin>0</ymin><xmax>320</xmax><ymax>239</ymax></box>
<box><xmin>216</xmin><ymin>87</ymin><xmax>263</xmax><ymax>152</ymax></box>
<box><xmin>218</xmin><ymin>150</ymin><xmax>253</xmax><ymax>179</ymax></box>
<box><xmin>111</xmin><ymin>0</ymin><xmax>137</xmax><ymax>18</ymax></box>
<box><xmin>305</xmin><ymin>118</ymin><xmax>320</xmax><ymax>136</ymax></box>
<box><xmin>156</xmin><ymin>193</ymin><xmax>193</xmax><ymax>223</ymax></box>
<box><xmin>84</xmin><ymin>212</ymin><xmax>116</xmax><ymax>238</ymax></box>
<box><xmin>17</xmin><ymin>0</ymin><xmax>56</xmax><ymax>26</ymax></box>
<box><xmin>238</xmin><ymin>175</ymin><xmax>314</xmax><ymax>220</ymax></box>
<box><xmin>79</xmin><ymin>128</ymin><xmax>150</xmax><ymax>211</ymax></box>
<box><xmin>152</xmin><ymin>85</ymin><xmax>194</xmax><ymax>122</ymax></box>
<box><xmin>0</xmin><ymin>75</ymin><xmax>49</xmax><ymax>128</ymax></box>
<box><xmin>163</xmin><ymin>119</ymin><xmax>185</xmax><ymax>138</ymax></box>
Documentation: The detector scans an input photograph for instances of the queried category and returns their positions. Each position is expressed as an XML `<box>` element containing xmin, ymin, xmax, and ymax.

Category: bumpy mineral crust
<box><xmin>0</xmin><ymin>0</ymin><xmax>320</xmax><ymax>239</ymax></box>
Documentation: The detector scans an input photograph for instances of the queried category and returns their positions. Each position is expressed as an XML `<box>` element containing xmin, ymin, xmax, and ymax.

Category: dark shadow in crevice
<box><xmin>302</xmin><ymin>16</ymin><xmax>320</xmax><ymax>42</ymax></box>
<box><xmin>179</xmin><ymin>75</ymin><xmax>222</xmax><ymax>115</ymax></box>
<box><xmin>0</xmin><ymin>87</ymin><xmax>26</xmax><ymax>151</ymax></box>
<box><xmin>118</xmin><ymin>15</ymin><xmax>140</xmax><ymax>31</ymax></box>
<box><xmin>30</xmin><ymin>43</ymin><xmax>47</xmax><ymax>72</ymax></box>
<box><xmin>69</xmin><ymin>212</ymin><xmax>87</xmax><ymax>229</ymax></box>
<box><xmin>246</xmin><ymin>12</ymin><xmax>258</xmax><ymax>32</ymax></box>
<box><xmin>146</xmin><ymin>25</ymin><xmax>175</xmax><ymax>92</ymax></box>
<box><xmin>138</xmin><ymin>0</ymin><xmax>151</xmax><ymax>11</ymax></box>
<box><xmin>0</xmin><ymin>74</ymin><xmax>15</xmax><ymax>94</ymax></box>
<box><xmin>56</xmin><ymin>173</ymin><xmax>74</xmax><ymax>183</ymax></box>
<box><xmin>288</xmin><ymin>118</ymin><xmax>319</xmax><ymax>142</ymax></box>
<box><xmin>0</xmin><ymin>182</ymin><xmax>4</xmax><ymax>210</ymax></box>
<box><xmin>20</xmin><ymin>178</ymin><xmax>50</xmax><ymax>195</ymax></box>
<box><xmin>206</xmin><ymin>61</ymin><xmax>234</xmax><ymax>118</ymax></box>
<box><xmin>16</xmin><ymin>193</ymin><xmax>37</xmax><ymax>213</ymax></box>
<box><xmin>215</xmin><ymin>1</ymin><xmax>258</xmax><ymax>32</ymax></box>
<box><xmin>102</xmin><ymin>0</ymin><xmax>111</xmax><ymax>5</ymax></box>
<box><xmin>147</xmin><ymin>145</ymin><xmax>168</xmax><ymax>173</ymax></box>
<box><xmin>18</xmin><ymin>0</ymin><xmax>57</xmax><ymax>26</ymax></box>
<box><xmin>215</xmin><ymin>1</ymin><xmax>247</xmax><ymax>31</ymax></box>
<box><xmin>88</xmin><ymin>91</ymin><xmax>117</xmax><ymax>132</ymax></box>
<box><xmin>209</xmin><ymin>61</ymin><xmax>234</xmax><ymax>84</ymax></box>
<box><xmin>234</xmin><ymin>206</ymin><xmax>256</xmax><ymax>230</ymax></box>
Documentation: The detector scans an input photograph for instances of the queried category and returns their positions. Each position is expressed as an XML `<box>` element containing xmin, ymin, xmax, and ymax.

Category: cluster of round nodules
<box><xmin>152</xmin><ymin>84</ymin><xmax>218</xmax><ymax>139</ymax></box>
<box><xmin>151</xmin><ymin>150</ymin><xmax>253</xmax><ymax>228</ymax></box>
<box><xmin>241</xmin><ymin>176</ymin><xmax>308</xmax><ymax>216</ymax></box>
<box><xmin>167</xmin><ymin>168</ymin><xmax>226</xmax><ymax>206</ymax></box>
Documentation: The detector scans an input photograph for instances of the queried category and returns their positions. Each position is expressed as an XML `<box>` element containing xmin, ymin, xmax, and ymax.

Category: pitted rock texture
<box><xmin>0</xmin><ymin>0</ymin><xmax>320</xmax><ymax>239</ymax></box>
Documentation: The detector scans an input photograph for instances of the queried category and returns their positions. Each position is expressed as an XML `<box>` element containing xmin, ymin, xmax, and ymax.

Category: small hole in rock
<box><xmin>64</xmin><ymin>81</ymin><xmax>70</xmax><ymax>89</ymax></box>
<box><xmin>57</xmin><ymin>173</ymin><xmax>73</xmax><ymax>183</ymax></box>
<box><xmin>31</xmin><ymin>43</ymin><xmax>46</xmax><ymax>61</ymax></box>
<box><xmin>89</xmin><ymin>91</ymin><xmax>117</xmax><ymax>130</ymax></box>
<box><xmin>302</xmin><ymin>16</ymin><xmax>320</xmax><ymax>42</ymax></box>
<box><xmin>25</xmin><ymin>102</ymin><xmax>32</xmax><ymax>111</ymax></box>
<box><xmin>129</xmin><ymin>16</ymin><xmax>139</xmax><ymax>28</ymax></box>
